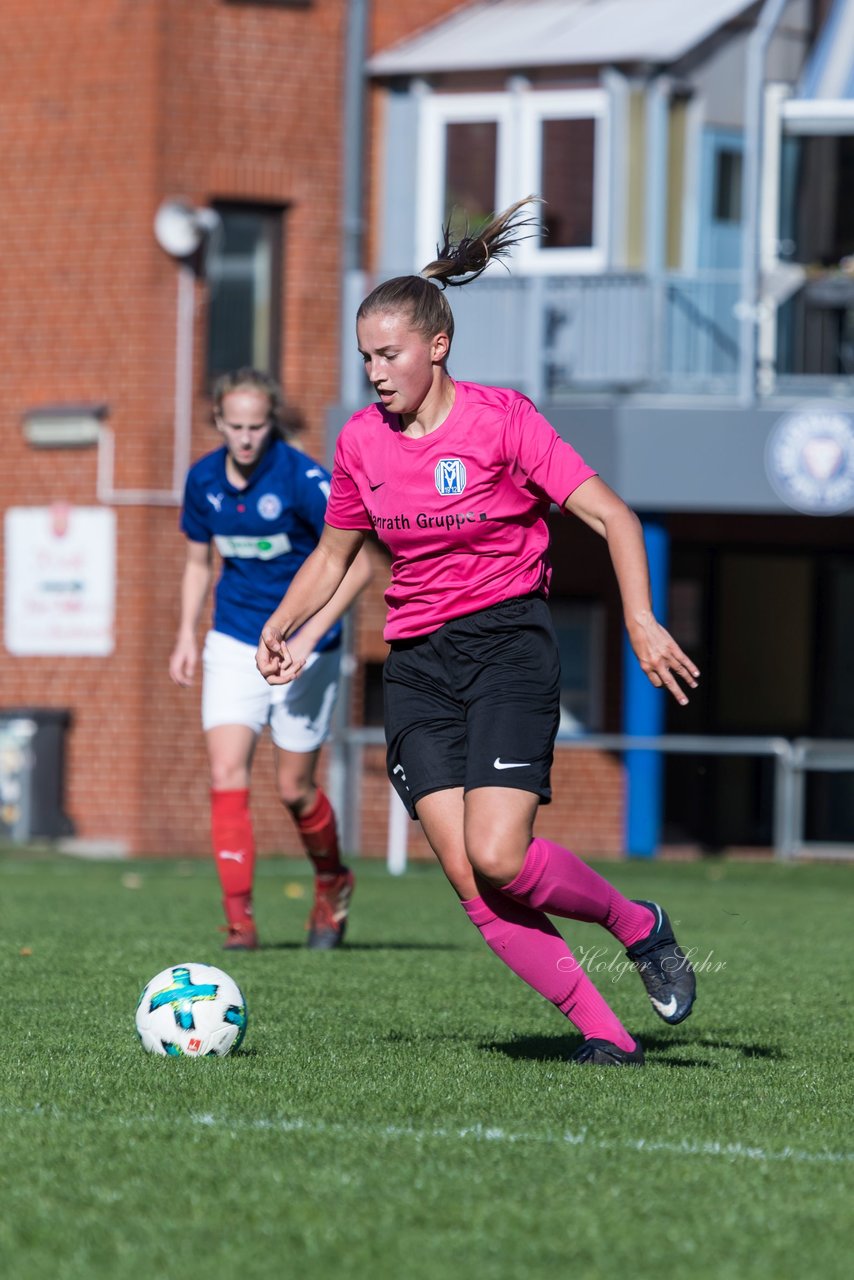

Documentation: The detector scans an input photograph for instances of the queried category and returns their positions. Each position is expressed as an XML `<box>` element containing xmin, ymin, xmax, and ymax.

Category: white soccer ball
<box><xmin>135</xmin><ymin>962</ymin><xmax>248</xmax><ymax>1057</ymax></box>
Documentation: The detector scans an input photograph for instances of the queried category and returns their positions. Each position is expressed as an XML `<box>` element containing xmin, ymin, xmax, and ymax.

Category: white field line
<box><xmin>190</xmin><ymin>1114</ymin><xmax>853</xmax><ymax>1166</ymax></box>
<box><xmin>6</xmin><ymin>1104</ymin><xmax>852</xmax><ymax>1167</ymax></box>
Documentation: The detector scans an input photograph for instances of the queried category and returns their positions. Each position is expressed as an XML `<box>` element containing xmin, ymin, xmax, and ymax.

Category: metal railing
<box><xmin>326</xmin><ymin>730</ymin><xmax>854</xmax><ymax>871</ymax></box>
<box><xmin>348</xmin><ymin>269</ymin><xmax>746</xmax><ymax>401</ymax></box>
<box><xmin>345</xmin><ymin>266</ymin><xmax>854</xmax><ymax>403</ymax></box>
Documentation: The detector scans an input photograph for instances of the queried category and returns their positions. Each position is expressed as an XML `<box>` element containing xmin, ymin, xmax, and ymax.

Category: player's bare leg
<box><xmin>465</xmin><ymin>787</ymin><xmax>695</xmax><ymax>1028</ymax></box>
<box><xmin>415</xmin><ymin>789</ymin><xmax>642</xmax><ymax>1063</ymax></box>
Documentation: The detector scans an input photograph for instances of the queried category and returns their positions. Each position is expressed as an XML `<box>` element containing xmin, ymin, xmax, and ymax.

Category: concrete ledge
<box><xmin>55</xmin><ymin>838</ymin><xmax>130</xmax><ymax>861</ymax></box>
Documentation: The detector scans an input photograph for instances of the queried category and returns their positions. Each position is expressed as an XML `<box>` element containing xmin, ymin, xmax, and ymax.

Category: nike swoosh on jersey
<box><xmin>650</xmin><ymin>994</ymin><xmax>679</xmax><ymax>1018</ymax></box>
<box><xmin>493</xmin><ymin>758</ymin><xmax>531</xmax><ymax>770</ymax></box>
<box><xmin>368</xmin><ymin>480</ymin><xmax>385</xmax><ymax>491</ymax></box>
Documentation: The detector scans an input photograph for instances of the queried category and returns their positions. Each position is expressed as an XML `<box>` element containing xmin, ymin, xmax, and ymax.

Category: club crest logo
<box><xmin>765</xmin><ymin>406</ymin><xmax>854</xmax><ymax>514</ymax></box>
<box><xmin>435</xmin><ymin>458</ymin><xmax>466</xmax><ymax>496</ymax></box>
<box><xmin>257</xmin><ymin>493</ymin><xmax>283</xmax><ymax>520</ymax></box>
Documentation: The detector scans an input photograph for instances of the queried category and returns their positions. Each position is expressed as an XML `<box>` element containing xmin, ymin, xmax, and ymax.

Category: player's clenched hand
<box><xmin>169</xmin><ymin>636</ymin><xmax>198</xmax><ymax>688</ymax></box>
<box><xmin>627</xmin><ymin>612</ymin><xmax>700</xmax><ymax>706</ymax></box>
<box><xmin>256</xmin><ymin>622</ymin><xmax>306</xmax><ymax>685</ymax></box>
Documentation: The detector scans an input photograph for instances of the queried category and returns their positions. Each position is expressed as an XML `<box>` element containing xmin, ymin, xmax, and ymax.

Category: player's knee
<box><xmin>466</xmin><ymin>840</ymin><xmax>523</xmax><ymax>887</ymax></box>
<box><xmin>209</xmin><ymin>762</ymin><xmax>250</xmax><ymax>791</ymax></box>
<box><xmin>278</xmin><ymin>778</ymin><xmax>313</xmax><ymax>812</ymax></box>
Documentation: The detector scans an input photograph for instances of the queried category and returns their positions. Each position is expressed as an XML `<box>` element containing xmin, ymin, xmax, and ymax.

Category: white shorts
<box><xmin>201</xmin><ymin>630</ymin><xmax>340</xmax><ymax>753</ymax></box>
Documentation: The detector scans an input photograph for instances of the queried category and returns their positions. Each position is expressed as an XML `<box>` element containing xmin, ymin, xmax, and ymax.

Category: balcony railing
<box><xmin>448</xmin><ymin>270</ymin><xmax>744</xmax><ymax>398</ymax></box>
<box><xmin>325</xmin><ymin>727</ymin><xmax>854</xmax><ymax>870</ymax></box>
<box><xmin>344</xmin><ymin>268</ymin><xmax>853</xmax><ymax>403</ymax></box>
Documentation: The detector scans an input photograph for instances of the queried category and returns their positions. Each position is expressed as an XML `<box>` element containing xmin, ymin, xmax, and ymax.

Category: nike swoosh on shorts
<box><xmin>493</xmin><ymin>758</ymin><xmax>531</xmax><ymax>770</ymax></box>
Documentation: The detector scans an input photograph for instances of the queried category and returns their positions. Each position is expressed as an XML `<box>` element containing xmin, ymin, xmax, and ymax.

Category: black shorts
<box><xmin>383</xmin><ymin>594</ymin><xmax>561</xmax><ymax>818</ymax></box>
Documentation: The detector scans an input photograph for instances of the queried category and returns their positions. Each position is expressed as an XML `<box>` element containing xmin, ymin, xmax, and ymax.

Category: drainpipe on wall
<box><xmin>738</xmin><ymin>0</ymin><xmax>790</xmax><ymax>406</ymax></box>
<box><xmin>338</xmin><ymin>0</ymin><xmax>369</xmax><ymax>411</ymax></box>
<box><xmin>330</xmin><ymin>0</ymin><xmax>370</xmax><ymax>856</ymax></box>
<box><xmin>97</xmin><ymin>264</ymin><xmax>196</xmax><ymax>506</ymax></box>
<box><xmin>645</xmin><ymin>74</ymin><xmax>671</xmax><ymax>386</ymax></box>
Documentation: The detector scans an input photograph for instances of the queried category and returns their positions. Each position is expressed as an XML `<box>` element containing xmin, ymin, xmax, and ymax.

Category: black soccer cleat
<box><xmin>626</xmin><ymin>900</ymin><xmax>696</xmax><ymax>1025</ymax></box>
<box><xmin>572</xmin><ymin>1037</ymin><xmax>645</xmax><ymax>1066</ymax></box>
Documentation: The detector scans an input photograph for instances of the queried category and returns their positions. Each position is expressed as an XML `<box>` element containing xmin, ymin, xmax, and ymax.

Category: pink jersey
<box><xmin>326</xmin><ymin>380</ymin><xmax>597</xmax><ymax>640</ymax></box>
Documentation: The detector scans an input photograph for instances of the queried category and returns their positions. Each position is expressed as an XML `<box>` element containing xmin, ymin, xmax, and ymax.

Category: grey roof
<box><xmin>368</xmin><ymin>0</ymin><xmax>759</xmax><ymax>76</ymax></box>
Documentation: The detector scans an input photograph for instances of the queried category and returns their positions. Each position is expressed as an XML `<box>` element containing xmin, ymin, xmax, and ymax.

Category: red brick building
<box><xmin>1</xmin><ymin>0</ymin><xmax>622</xmax><ymax>860</ymax></box>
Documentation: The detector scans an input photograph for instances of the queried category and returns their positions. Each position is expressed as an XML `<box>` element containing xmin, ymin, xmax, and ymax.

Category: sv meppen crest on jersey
<box><xmin>435</xmin><ymin>458</ymin><xmax>466</xmax><ymax>496</ymax></box>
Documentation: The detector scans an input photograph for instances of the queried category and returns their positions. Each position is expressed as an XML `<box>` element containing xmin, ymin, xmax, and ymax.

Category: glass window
<box><xmin>714</xmin><ymin>149</ymin><xmax>743</xmax><ymax>224</ymax></box>
<box><xmin>540</xmin><ymin>117</ymin><xmax>595</xmax><ymax>249</ymax></box>
<box><xmin>549</xmin><ymin>601</ymin><xmax>605</xmax><ymax>732</ymax></box>
<box><xmin>443</xmin><ymin>121</ymin><xmax>498</xmax><ymax>241</ymax></box>
<box><xmin>418</xmin><ymin>89</ymin><xmax>607</xmax><ymax>273</ymax></box>
<box><xmin>206</xmin><ymin>205</ymin><xmax>282</xmax><ymax>379</ymax></box>
<box><xmin>517</xmin><ymin>88</ymin><xmax>608</xmax><ymax>272</ymax></box>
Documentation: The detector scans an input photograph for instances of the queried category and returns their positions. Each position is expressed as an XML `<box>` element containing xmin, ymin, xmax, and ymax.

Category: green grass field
<box><xmin>1</xmin><ymin>851</ymin><xmax>851</xmax><ymax>1280</ymax></box>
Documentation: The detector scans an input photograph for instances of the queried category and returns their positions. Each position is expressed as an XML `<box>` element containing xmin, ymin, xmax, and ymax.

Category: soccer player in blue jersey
<box><xmin>169</xmin><ymin>368</ymin><xmax>372</xmax><ymax>950</ymax></box>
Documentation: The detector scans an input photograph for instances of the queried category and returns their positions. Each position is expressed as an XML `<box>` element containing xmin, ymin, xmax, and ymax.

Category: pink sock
<box><xmin>503</xmin><ymin>837</ymin><xmax>654</xmax><ymax>947</ymax></box>
<box><xmin>462</xmin><ymin>890</ymin><xmax>636</xmax><ymax>1051</ymax></box>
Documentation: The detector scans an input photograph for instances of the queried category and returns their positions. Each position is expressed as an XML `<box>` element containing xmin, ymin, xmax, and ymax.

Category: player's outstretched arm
<box><xmin>257</xmin><ymin>524</ymin><xmax>366</xmax><ymax>685</ymax></box>
<box><xmin>564</xmin><ymin>476</ymin><xmax>700</xmax><ymax>705</ymax></box>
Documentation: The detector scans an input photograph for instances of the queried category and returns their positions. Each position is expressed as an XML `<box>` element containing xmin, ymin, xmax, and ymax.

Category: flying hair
<box><xmin>423</xmin><ymin>194</ymin><xmax>543</xmax><ymax>287</ymax></box>
<box><xmin>357</xmin><ymin>195</ymin><xmax>543</xmax><ymax>347</ymax></box>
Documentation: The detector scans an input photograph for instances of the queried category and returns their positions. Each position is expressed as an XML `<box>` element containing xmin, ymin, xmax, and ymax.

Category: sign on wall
<box><xmin>4</xmin><ymin>505</ymin><xmax>116</xmax><ymax>656</ymax></box>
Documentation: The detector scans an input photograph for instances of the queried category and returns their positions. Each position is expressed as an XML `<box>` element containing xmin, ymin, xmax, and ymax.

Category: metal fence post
<box><xmin>772</xmin><ymin>741</ymin><xmax>796</xmax><ymax>860</ymax></box>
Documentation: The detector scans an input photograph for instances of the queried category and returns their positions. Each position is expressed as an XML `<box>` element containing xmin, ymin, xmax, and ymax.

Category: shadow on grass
<box><xmin>483</xmin><ymin>1031</ymin><xmax>784</xmax><ymax>1066</ymax></box>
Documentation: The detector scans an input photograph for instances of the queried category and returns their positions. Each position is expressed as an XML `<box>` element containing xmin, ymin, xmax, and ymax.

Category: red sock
<box><xmin>462</xmin><ymin>890</ymin><xmax>636</xmax><ymax>1051</ymax></box>
<box><xmin>503</xmin><ymin>837</ymin><xmax>655</xmax><ymax>947</ymax></box>
<box><xmin>211</xmin><ymin>788</ymin><xmax>255</xmax><ymax>925</ymax></box>
<box><xmin>295</xmin><ymin>788</ymin><xmax>342</xmax><ymax>876</ymax></box>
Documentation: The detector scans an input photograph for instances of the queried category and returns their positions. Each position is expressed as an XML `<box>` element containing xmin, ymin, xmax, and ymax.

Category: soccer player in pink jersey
<box><xmin>256</xmin><ymin>199</ymin><xmax>701</xmax><ymax>1064</ymax></box>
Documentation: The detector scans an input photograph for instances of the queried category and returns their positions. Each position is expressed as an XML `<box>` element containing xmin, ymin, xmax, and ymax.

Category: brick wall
<box><xmin>1</xmin><ymin>0</ymin><xmax>350</xmax><ymax>856</ymax></box>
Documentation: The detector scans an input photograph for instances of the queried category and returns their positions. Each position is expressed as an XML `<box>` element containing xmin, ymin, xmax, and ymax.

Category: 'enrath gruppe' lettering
<box><xmin>370</xmin><ymin>510</ymin><xmax>488</xmax><ymax>532</ymax></box>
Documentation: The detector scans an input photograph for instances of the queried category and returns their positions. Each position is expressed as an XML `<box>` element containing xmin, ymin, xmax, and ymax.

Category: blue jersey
<box><xmin>180</xmin><ymin>437</ymin><xmax>340</xmax><ymax>650</ymax></box>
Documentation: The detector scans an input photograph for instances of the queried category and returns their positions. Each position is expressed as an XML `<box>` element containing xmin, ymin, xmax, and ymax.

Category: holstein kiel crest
<box><xmin>257</xmin><ymin>492</ymin><xmax>283</xmax><ymax>520</ymax></box>
<box><xmin>765</xmin><ymin>406</ymin><xmax>854</xmax><ymax>515</ymax></box>
<box><xmin>435</xmin><ymin>458</ymin><xmax>466</xmax><ymax>496</ymax></box>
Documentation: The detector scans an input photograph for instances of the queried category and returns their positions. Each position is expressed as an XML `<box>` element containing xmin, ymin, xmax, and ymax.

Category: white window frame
<box><xmin>515</xmin><ymin>89</ymin><xmax>610</xmax><ymax>274</ymax></box>
<box><xmin>415</xmin><ymin>92</ymin><xmax>515</xmax><ymax>274</ymax></box>
<box><xmin>416</xmin><ymin>88</ymin><xmax>610</xmax><ymax>276</ymax></box>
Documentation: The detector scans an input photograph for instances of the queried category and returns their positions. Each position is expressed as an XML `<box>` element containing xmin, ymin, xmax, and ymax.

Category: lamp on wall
<box><xmin>22</xmin><ymin>403</ymin><xmax>107</xmax><ymax>449</ymax></box>
<box><xmin>153</xmin><ymin>198</ymin><xmax>222</xmax><ymax>264</ymax></box>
